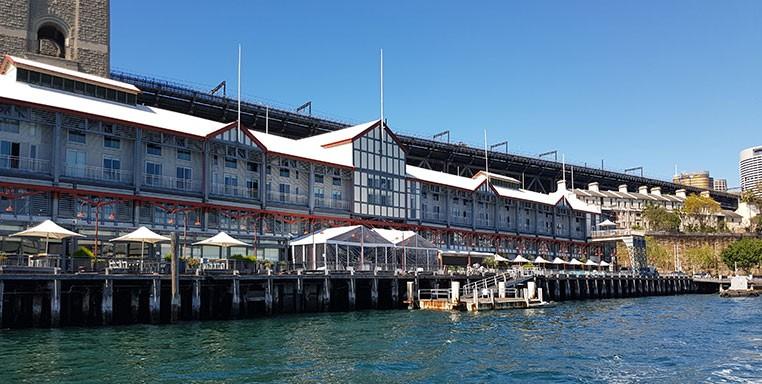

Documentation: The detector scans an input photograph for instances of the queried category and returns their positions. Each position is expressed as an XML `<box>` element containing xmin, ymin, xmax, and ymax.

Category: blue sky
<box><xmin>112</xmin><ymin>1</ymin><xmax>762</xmax><ymax>187</ymax></box>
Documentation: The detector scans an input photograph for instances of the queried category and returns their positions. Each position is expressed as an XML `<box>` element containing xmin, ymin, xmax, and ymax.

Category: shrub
<box><xmin>73</xmin><ymin>246</ymin><xmax>95</xmax><ymax>259</ymax></box>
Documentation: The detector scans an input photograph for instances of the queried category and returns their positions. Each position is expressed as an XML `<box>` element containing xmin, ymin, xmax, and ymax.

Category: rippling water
<box><xmin>1</xmin><ymin>294</ymin><xmax>760</xmax><ymax>383</ymax></box>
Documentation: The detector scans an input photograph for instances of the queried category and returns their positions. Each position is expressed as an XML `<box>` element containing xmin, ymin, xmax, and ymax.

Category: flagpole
<box><xmin>265</xmin><ymin>106</ymin><xmax>269</xmax><ymax>134</ymax></box>
<box><xmin>380</xmin><ymin>49</ymin><xmax>384</xmax><ymax>127</ymax></box>
<box><xmin>237</xmin><ymin>44</ymin><xmax>242</xmax><ymax>143</ymax></box>
<box><xmin>484</xmin><ymin>129</ymin><xmax>489</xmax><ymax>180</ymax></box>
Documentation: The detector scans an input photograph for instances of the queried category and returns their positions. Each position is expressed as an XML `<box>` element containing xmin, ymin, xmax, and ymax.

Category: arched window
<box><xmin>37</xmin><ymin>24</ymin><xmax>66</xmax><ymax>58</ymax></box>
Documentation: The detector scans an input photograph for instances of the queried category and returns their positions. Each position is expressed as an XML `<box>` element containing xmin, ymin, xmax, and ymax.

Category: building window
<box><xmin>246</xmin><ymin>179</ymin><xmax>258</xmax><ymax>197</ymax></box>
<box><xmin>177</xmin><ymin>149</ymin><xmax>191</xmax><ymax>161</ymax></box>
<box><xmin>69</xmin><ymin>131</ymin><xmax>86</xmax><ymax>144</ymax></box>
<box><xmin>315</xmin><ymin>174</ymin><xmax>324</xmax><ymax>183</ymax></box>
<box><xmin>246</xmin><ymin>162</ymin><xmax>258</xmax><ymax>172</ymax></box>
<box><xmin>278</xmin><ymin>183</ymin><xmax>290</xmax><ymax>202</ymax></box>
<box><xmin>146</xmin><ymin>143</ymin><xmax>162</xmax><ymax>156</ymax></box>
<box><xmin>103</xmin><ymin>157</ymin><xmax>121</xmax><ymax>181</ymax></box>
<box><xmin>0</xmin><ymin>141</ymin><xmax>21</xmax><ymax>169</ymax></box>
<box><xmin>145</xmin><ymin>162</ymin><xmax>162</xmax><ymax>185</ymax></box>
<box><xmin>176</xmin><ymin>167</ymin><xmax>192</xmax><ymax>190</ymax></box>
<box><xmin>332</xmin><ymin>191</ymin><xmax>342</xmax><ymax>201</ymax></box>
<box><xmin>280</xmin><ymin>168</ymin><xmax>290</xmax><ymax>177</ymax></box>
<box><xmin>224</xmin><ymin>174</ymin><xmax>238</xmax><ymax>195</ymax></box>
<box><xmin>0</xmin><ymin>118</ymin><xmax>20</xmax><ymax>133</ymax></box>
<box><xmin>224</xmin><ymin>157</ymin><xmax>237</xmax><ymax>169</ymax></box>
<box><xmin>104</xmin><ymin>136</ymin><xmax>120</xmax><ymax>149</ymax></box>
<box><xmin>332</xmin><ymin>177</ymin><xmax>341</xmax><ymax>186</ymax></box>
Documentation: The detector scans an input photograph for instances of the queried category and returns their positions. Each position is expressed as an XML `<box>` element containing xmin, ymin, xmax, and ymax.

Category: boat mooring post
<box><xmin>170</xmin><ymin>232</ymin><xmax>180</xmax><ymax>322</ymax></box>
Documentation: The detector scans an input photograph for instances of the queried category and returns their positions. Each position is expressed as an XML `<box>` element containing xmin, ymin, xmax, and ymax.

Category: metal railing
<box><xmin>421</xmin><ymin>210</ymin><xmax>446</xmax><ymax>222</ymax></box>
<box><xmin>315</xmin><ymin>197</ymin><xmax>349</xmax><ymax>210</ymax></box>
<box><xmin>0</xmin><ymin>155</ymin><xmax>50</xmax><ymax>174</ymax></box>
<box><xmin>144</xmin><ymin>174</ymin><xmax>201</xmax><ymax>192</ymax></box>
<box><xmin>591</xmin><ymin>229</ymin><xmax>645</xmax><ymax>238</ymax></box>
<box><xmin>64</xmin><ymin>164</ymin><xmax>132</xmax><ymax>183</ymax></box>
<box><xmin>211</xmin><ymin>183</ymin><xmax>258</xmax><ymax>199</ymax></box>
<box><xmin>267</xmin><ymin>191</ymin><xmax>308</xmax><ymax>205</ymax></box>
<box><xmin>418</xmin><ymin>288</ymin><xmax>452</xmax><ymax>300</ymax></box>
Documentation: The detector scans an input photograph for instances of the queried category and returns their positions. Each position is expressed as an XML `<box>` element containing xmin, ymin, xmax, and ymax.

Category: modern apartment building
<box><xmin>713</xmin><ymin>178</ymin><xmax>727</xmax><ymax>192</ymax></box>
<box><xmin>740</xmin><ymin>146</ymin><xmax>762</xmax><ymax>196</ymax></box>
<box><xmin>0</xmin><ymin>55</ymin><xmax>609</xmax><ymax>267</ymax></box>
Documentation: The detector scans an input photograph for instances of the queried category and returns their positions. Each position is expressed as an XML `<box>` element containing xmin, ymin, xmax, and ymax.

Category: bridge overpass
<box><xmin>111</xmin><ymin>71</ymin><xmax>739</xmax><ymax>210</ymax></box>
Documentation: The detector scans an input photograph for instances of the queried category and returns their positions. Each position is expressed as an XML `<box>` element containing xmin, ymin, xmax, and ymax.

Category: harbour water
<box><xmin>1</xmin><ymin>294</ymin><xmax>759</xmax><ymax>383</ymax></box>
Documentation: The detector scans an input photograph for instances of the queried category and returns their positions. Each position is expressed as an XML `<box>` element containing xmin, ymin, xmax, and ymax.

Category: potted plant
<box><xmin>73</xmin><ymin>246</ymin><xmax>96</xmax><ymax>271</ymax></box>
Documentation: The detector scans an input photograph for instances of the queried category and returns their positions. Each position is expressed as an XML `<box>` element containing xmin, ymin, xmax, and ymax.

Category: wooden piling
<box><xmin>0</xmin><ymin>281</ymin><xmax>3</xmax><ymax>328</ymax></box>
<box><xmin>322</xmin><ymin>277</ymin><xmax>331</xmax><ymax>311</ymax></box>
<box><xmin>391</xmin><ymin>277</ymin><xmax>399</xmax><ymax>307</ymax></box>
<box><xmin>32</xmin><ymin>294</ymin><xmax>42</xmax><ymax>327</ymax></box>
<box><xmin>348</xmin><ymin>278</ymin><xmax>356</xmax><ymax>310</ymax></box>
<box><xmin>130</xmin><ymin>289</ymin><xmax>140</xmax><ymax>323</ymax></box>
<box><xmin>265</xmin><ymin>278</ymin><xmax>273</xmax><ymax>315</ymax></box>
<box><xmin>231</xmin><ymin>278</ymin><xmax>241</xmax><ymax>318</ymax></box>
<box><xmin>102</xmin><ymin>279</ymin><xmax>113</xmax><ymax>325</ymax></box>
<box><xmin>149</xmin><ymin>278</ymin><xmax>161</xmax><ymax>323</ymax></box>
<box><xmin>170</xmin><ymin>233</ymin><xmax>180</xmax><ymax>323</ymax></box>
<box><xmin>191</xmin><ymin>279</ymin><xmax>201</xmax><ymax>320</ymax></box>
<box><xmin>49</xmin><ymin>279</ymin><xmax>61</xmax><ymax>327</ymax></box>
<box><xmin>371</xmin><ymin>278</ymin><xmax>379</xmax><ymax>309</ymax></box>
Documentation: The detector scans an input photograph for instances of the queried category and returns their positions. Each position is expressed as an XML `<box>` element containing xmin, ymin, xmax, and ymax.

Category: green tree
<box><xmin>642</xmin><ymin>204</ymin><xmax>681</xmax><ymax>232</ymax></box>
<box><xmin>645</xmin><ymin>237</ymin><xmax>672</xmax><ymax>272</ymax></box>
<box><xmin>680</xmin><ymin>194</ymin><xmax>721</xmax><ymax>232</ymax></box>
<box><xmin>720</xmin><ymin>238</ymin><xmax>762</xmax><ymax>273</ymax></box>
<box><xmin>684</xmin><ymin>245</ymin><xmax>716</xmax><ymax>272</ymax></box>
<box><xmin>741</xmin><ymin>189</ymin><xmax>762</xmax><ymax>233</ymax></box>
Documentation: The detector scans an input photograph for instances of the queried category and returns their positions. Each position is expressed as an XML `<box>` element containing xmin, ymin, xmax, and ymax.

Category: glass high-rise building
<box><xmin>740</xmin><ymin>146</ymin><xmax>762</xmax><ymax>196</ymax></box>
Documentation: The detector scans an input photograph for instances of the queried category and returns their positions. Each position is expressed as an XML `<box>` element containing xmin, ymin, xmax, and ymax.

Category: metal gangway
<box><xmin>461</xmin><ymin>269</ymin><xmax>535</xmax><ymax>297</ymax></box>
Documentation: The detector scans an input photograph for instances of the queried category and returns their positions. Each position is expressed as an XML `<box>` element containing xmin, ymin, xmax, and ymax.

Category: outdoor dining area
<box><xmin>0</xmin><ymin>218</ymin><xmax>259</xmax><ymax>274</ymax></box>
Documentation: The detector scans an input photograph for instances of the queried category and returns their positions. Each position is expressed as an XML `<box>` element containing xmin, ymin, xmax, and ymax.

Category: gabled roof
<box><xmin>249</xmin><ymin>128</ymin><xmax>354</xmax><ymax>168</ymax></box>
<box><xmin>2</xmin><ymin>55</ymin><xmax>140</xmax><ymax>93</ymax></box>
<box><xmin>0</xmin><ymin>67</ymin><xmax>234</xmax><ymax>138</ymax></box>
<box><xmin>406</xmin><ymin>165</ymin><xmax>487</xmax><ymax>191</ymax></box>
<box><xmin>299</xmin><ymin>120</ymin><xmax>380</xmax><ymax>147</ymax></box>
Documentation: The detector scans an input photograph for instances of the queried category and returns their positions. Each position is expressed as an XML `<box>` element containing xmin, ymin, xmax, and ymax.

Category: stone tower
<box><xmin>0</xmin><ymin>0</ymin><xmax>110</xmax><ymax>77</ymax></box>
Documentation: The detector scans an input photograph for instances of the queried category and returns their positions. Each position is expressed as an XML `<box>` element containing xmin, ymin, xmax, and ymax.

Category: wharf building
<box><xmin>0</xmin><ymin>55</ymin><xmax>610</xmax><ymax>267</ymax></box>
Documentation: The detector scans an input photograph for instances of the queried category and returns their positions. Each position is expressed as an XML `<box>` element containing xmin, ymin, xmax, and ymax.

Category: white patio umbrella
<box><xmin>597</xmin><ymin>219</ymin><xmax>617</xmax><ymax>228</ymax></box>
<box><xmin>599</xmin><ymin>260</ymin><xmax>611</xmax><ymax>267</ymax></box>
<box><xmin>193</xmin><ymin>231</ymin><xmax>250</xmax><ymax>260</ymax></box>
<box><xmin>569</xmin><ymin>258</ymin><xmax>584</xmax><ymax>267</ymax></box>
<box><xmin>552</xmin><ymin>257</ymin><xmax>568</xmax><ymax>271</ymax></box>
<box><xmin>111</xmin><ymin>226</ymin><xmax>171</xmax><ymax>261</ymax></box>
<box><xmin>512</xmin><ymin>255</ymin><xmax>530</xmax><ymax>264</ymax></box>
<box><xmin>585</xmin><ymin>259</ymin><xmax>599</xmax><ymax>268</ymax></box>
<box><xmin>534</xmin><ymin>256</ymin><xmax>550</xmax><ymax>264</ymax></box>
<box><xmin>11</xmin><ymin>219</ymin><xmax>84</xmax><ymax>255</ymax></box>
<box><xmin>493</xmin><ymin>254</ymin><xmax>510</xmax><ymax>262</ymax></box>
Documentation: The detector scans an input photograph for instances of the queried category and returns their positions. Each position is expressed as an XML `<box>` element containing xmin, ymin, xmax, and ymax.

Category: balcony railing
<box><xmin>211</xmin><ymin>183</ymin><xmax>259</xmax><ymax>199</ymax></box>
<box><xmin>0</xmin><ymin>155</ymin><xmax>50</xmax><ymax>174</ymax></box>
<box><xmin>64</xmin><ymin>164</ymin><xmax>132</xmax><ymax>183</ymax></box>
<box><xmin>422</xmin><ymin>210</ymin><xmax>446</xmax><ymax>222</ymax></box>
<box><xmin>315</xmin><ymin>197</ymin><xmax>349</xmax><ymax>210</ymax></box>
<box><xmin>267</xmin><ymin>191</ymin><xmax>308</xmax><ymax>206</ymax></box>
<box><xmin>451</xmin><ymin>216</ymin><xmax>471</xmax><ymax>226</ymax></box>
<box><xmin>475</xmin><ymin>217</ymin><xmax>493</xmax><ymax>227</ymax></box>
<box><xmin>144</xmin><ymin>174</ymin><xmax>200</xmax><ymax>192</ymax></box>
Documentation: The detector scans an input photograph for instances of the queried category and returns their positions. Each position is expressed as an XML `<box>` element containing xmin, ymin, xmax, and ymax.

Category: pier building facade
<box><xmin>0</xmin><ymin>55</ymin><xmax>609</xmax><ymax>267</ymax></box>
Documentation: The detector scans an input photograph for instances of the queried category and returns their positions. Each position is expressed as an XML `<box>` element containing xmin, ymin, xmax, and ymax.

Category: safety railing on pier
<box><xmin>417</xmin><ymin>288</ymin><xmax>451</xmax><ymax>300</ymax></box>
<box><xmin>460</xmin><ymin>269</ymin><xmax>535</xmax><ymax>297</ymax></box>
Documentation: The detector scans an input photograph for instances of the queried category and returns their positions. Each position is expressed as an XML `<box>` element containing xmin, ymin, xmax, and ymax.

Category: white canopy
<box><xmin>569</xmin><ymin>258</ymin><xmax>584</xmax><ymax>266</ymax></box>
<box><xmin>512</xmin><ymin>255</ymin><xmax>530</xmax><ymax>263</ymax></box>
<box><xmin>551</xmin><ymin>257</ymin><xmax>568</xmax><ymax>265</ymax></box>
<box><xmin>599</xmin><ymin>260</ymin><xmax>611</xmax><ymax>267</ymax></box>
<box><xmin>111</xmin><ymin>227</ymin><xmax>170</xmax><ymax>261</ymax></box>
<box><xmin>494</xmin><ymin>254</ymin><xmax>510</xmax><ymax>262</ymax></box>
<box><xmin>534</xmin><ymin>256</ymin><xmax>550</xmax><ymax>264</ymax></box>
<box><xmin>11</xmin><ymin>219</ymin><xmax>84</xmax><ymax>240</ymax></box>
<box><xmin>111</xmin><ymin>227</ymin><xmax>171</xmax><ymax>244</ymax></box>
<box><xmin>597</xmin><ymin>219</ymin><xmax>617</xmax><ymax>228</ymax></box>
<box><xmin>585</xmin><ymin>259</ymin><xmax>599</xmax><ymax>267</ymax></box>
<box><xmin>11</xmin><ymin>219</ymin><xmax>85</xmax><ymax>255</ymax></box>
<box><xmin>289</xmin><ymin>225</ymin><xmax>392</xmax><ymax>248</ymax></box>
<box><xmin>193</xmin><ymin>232</ymin><xmax>250</xmax><ymax>248</ymax></box>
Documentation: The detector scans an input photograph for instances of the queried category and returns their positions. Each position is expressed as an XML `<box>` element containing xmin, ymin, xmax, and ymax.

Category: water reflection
<box><xmin>0</xmin><ymin>295</ymin><xmax>759</xmax><ymax>383</ymax></box>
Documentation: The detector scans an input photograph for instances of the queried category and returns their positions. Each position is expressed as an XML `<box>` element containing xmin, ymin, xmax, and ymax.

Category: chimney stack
<box><xmin>638</xmin><ymin>185</ymin><xmax>649</xmax><ymax>194</ymax></box>
<box><xmin>556</xmin><ymin>179</ymin><xmax>567</xmax><ymax>191</ymax></box>
<box><xmin>651</xmin><ymin>187</ymin><xmax>661</xmax><ymax>196</ymax></box>
<box><xmin>700</xmin><ymin>190</ymin><xmax>711</xmax><ymax>198</ymax></box>
<box><xmin>618</xmin><ymin>184</ymin><xmax>628</xmax><ymax>193</ymax></box>
<box><xmin>675</xmin><ymin>189</ymin><xmax>686</xmax><ymax>198</ymax></box>
<box><xmin>588</xmin><ymin>182</ymin><xmax>599</xmax><ymax>192</ymax></box>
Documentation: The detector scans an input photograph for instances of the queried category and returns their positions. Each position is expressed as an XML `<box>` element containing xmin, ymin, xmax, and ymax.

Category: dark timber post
<box><xmin>149</xmin><ymin>278</ymin><xmax>161</xmax><ymax>323</ymax></box>
<box><xmin>296</xmin><ymin>275</ymin><xmax>304</xmax><ymax>312</ymax></box>
<box><xmin>265</xmin><ymin>278</ymin><xmax>273</xmax><ymax>315</ymax></box>
<box><xmin>391</xmin><ymin>277</ymin><xmax>399</xmax><ymax>308</ymax></box>
<box><xmin>192</xmin><ymin>279</ymin><xmax>201</xmax><ymax>320</ymax></box>
<box><xmin>322</xmin><ymin>277</ymin><xmax>331</xmax><ymax>311</ymax></box>
<box><xmin>170</xmin><ymin>232</ymin><xmax>180</xmax><ymax>322</ymax></box>
<box><xmin>0</xmin><ymin>281</ymin><xmax>3</xmax><ymax>328</ymax></box>
<box><xmin>371</xmin><ymin>277</ymin><xmax>379</xmax><ymax>309</ymax></box>
<box><xmin>50</xmin><ymin>275</ymin><xmax>61</xmax><ymax>327</ymax></box>
<box><xmin>102</xmin><ymin>278</ymin><xmax>113</xmax><ymax>325</ymax></box>
<box><xmin>348</xmin><ymin>277</ymin><xmax>356</xmax><ymax>310</ymax></box>
<box><xmin>130</xmin><ymin>288</ymin><xmax>140</xmax><ymax>323</ymax></box>
<box><xmin>231</xmin><ymin>277</ymin><xmax>241</xmax><ymax>318</ymax></box>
